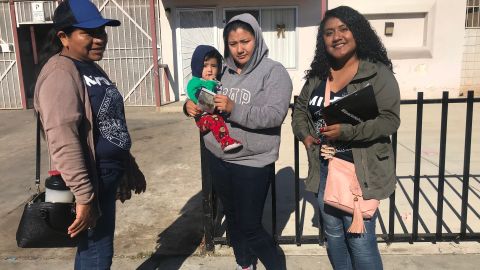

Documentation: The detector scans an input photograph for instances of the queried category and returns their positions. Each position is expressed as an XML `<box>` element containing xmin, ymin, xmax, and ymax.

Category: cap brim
<box><xmin>73</xmin><ymin>18</ymin><xmax>121</xmax><ymax>29</ymax></box>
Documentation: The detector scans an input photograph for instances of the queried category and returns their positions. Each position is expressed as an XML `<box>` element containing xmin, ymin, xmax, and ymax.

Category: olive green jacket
<box><xmin>291</xmin><ymin>59</ymin><xmax>400</xmax><ymax>200</ymax></box>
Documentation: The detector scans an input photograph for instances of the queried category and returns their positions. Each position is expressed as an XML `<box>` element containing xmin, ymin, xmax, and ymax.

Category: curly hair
<box><xmin>305</xmin><ymin>6</ymin><xmax>392</xmax><ymax>80</ymax></box>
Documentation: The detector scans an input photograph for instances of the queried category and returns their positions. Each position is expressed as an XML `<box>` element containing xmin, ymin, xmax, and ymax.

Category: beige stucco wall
<box><xmin>330</xmin><ymin>0</ymin><xmax>466</xmax><ymax>99</ymax></box>
<box><xmin>158</xmin><ymin>0</ymin><xmax>322</xmax><ymax>100</ymax></box>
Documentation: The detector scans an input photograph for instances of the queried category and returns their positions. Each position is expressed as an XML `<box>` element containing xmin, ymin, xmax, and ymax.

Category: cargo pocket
<box><xmin>375</xmin><ymin>144</ymin><xmax>390</xmax><ymax>161</ymax></box>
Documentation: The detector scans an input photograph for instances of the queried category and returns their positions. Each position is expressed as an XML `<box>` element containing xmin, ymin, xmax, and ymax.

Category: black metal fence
<box><xmin>201</xmin><ymin>91</ymin><xmax>480</xmax><ymax>252</ymax></box>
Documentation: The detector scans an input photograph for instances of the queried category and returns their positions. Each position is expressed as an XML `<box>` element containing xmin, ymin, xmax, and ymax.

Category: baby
<box><xmin>186</xmin><ymin>45</ymin><xmax>242</xmax><ymax>152</ymax></box>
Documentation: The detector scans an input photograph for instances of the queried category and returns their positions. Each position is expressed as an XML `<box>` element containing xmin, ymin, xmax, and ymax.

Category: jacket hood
<box><xmin>191</xmin><ymin>45</ymin><xmax>220</xmax><ymax>78</ymax></box>
<box><xmin>223</xmin><ymin>13</ymin><xmax>269</xmax><ymax>74</ymax></box>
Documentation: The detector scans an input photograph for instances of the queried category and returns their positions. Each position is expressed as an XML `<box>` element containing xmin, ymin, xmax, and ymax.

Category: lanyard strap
<box><xmin>35</xmin><ymin>116</ymin><xmax>41</xmax><ymax>192</ymax></box>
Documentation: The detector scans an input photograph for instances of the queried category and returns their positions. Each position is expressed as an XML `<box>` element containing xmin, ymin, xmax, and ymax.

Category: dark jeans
<box><xmin>207</xmin><ymin>151</ymin><xmax>281</xmax><ymax>270</ymax></box>
<box><xmin>74</xmin><ymin>168</ymin><xmax>123</xmax><ymax>270</ymax></box>
<box><xmin>318</xmin><ymin>159</ymin><xmax>383</xmax><ymax>270</ymax></box>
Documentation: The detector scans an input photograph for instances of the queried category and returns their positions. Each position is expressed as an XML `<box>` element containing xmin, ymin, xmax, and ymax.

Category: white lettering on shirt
<box><xmin>222</xmin><ymin>87</ymin><xmax>251</xmax><ymax>105</ymax></box>
<box><xmin>84</xmin><ymin>75</ymin><xmax>111</xmax><ymax>87</ymax></box>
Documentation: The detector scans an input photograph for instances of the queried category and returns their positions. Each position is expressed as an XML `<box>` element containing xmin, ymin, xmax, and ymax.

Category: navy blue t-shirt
<box><xmin>308</xmin><ymin>81</ymin><xmax>353</xmax><ymax>163</ymax></box>
<box><xmin>71</xmin><ymin>58</ymin><xmax>131</xmax><ymax>169</ymax></box>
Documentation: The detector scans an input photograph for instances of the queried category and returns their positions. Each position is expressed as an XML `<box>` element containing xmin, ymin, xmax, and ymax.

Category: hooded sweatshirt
<box><xmin>203</xmin><ymin>13</ymin><xmax>293</xmax><ymax>167</ymax></box>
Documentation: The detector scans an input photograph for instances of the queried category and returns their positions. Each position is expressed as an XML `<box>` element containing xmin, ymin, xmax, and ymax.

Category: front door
<box><xmin>176</xmin><ymin>8</ymin><xmax>217</xmax><ymax>97</ymax></box>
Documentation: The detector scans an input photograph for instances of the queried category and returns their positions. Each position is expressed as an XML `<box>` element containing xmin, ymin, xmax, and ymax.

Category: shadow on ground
<box><xmin>263</xmin><ymin>166</ymin><xmax>321</xmax><ymax>240</ymax></box>
<box><xmin>137</xmin><ymin>166</ymin><xmax>320</xmax><ymax>270</ymax></box>
<box><xmin>137</xmin><ymin>192</ymin><xmax>204</xmax><ymax>270</ymax></box>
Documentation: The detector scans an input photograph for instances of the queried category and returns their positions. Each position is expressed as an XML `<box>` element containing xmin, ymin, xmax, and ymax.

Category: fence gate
<box><xmin>0</xmin><ymin>1</ymin><xmax>22</xmax><ymax>109</ymax></box>
<box><xmin>93</xmin><ymin>0</ymin><xmax>162</xmax><ymax>106</ymax></box>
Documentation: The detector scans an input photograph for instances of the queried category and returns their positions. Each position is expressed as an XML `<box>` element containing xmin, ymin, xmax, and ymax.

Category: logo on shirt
<box><xmin>97</xmin><ymin>87</ymin><xmax>131</xmax><ymax>150</ymax></box>
<box><xmin>83</xmin><ymin>75</ymin><xmax>111</xmax><ymax>87</ymax></box>
<box><xmin>222</xmin><ymin>87</ymin><xmax>251</xmax><ymax>104</ymax></box>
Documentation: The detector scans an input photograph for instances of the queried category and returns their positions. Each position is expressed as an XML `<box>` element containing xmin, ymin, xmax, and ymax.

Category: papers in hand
<box><xmin>321</xmin><ymin>84</ymin><xmax>379</xmax><ymax>125</ymax></box>
<box><xmin>197</xmin><ymin>87</ymin><xmax>216</xmax><ymax>114</ymax></box>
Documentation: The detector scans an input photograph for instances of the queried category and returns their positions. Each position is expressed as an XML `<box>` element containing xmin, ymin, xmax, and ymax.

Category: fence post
<box><xmin>292</xmin><ymin>98</ymin><xmax>302</xmax><ymax>246</ymax></box>
<box><xmin>389</xmin><ymin>132</ymin><xmax>398</xmax><ymax>242</ymax></box>
<box><xmin>460</xmin><ymin>91</ymin><xmax>474</xmax><ymax>239</ymax></box>
<box><xmin>412</xmin><ymin>92</ymin><xmax>423</xmax><ymax>242</ymax></box>
<box><xmin>148</xmin><ymin>0</ymin><xmax>162</xmax><ymax>107</ymax></box>
<box><xmin>436</xmin><ymin>91</ymin><xmax>449</xmax><ymax>241</ymax></box>
<box><xmin>200</xmin><ymin>135</ymin><xmax>215</xmax><ymax>253</ymax></box>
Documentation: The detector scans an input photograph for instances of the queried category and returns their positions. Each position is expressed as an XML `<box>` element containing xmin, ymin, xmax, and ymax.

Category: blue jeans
<box><xmin>74</xmin><ymin>168</ymin><xmax>123</xmax><ymax>270</ymax></box>
<box><xmin>318</xmin><ymin>159</ymin><xmax>383</xmax><ymax>270</ymax></box>
<box><xmin>207</xmin><ymin>151</ymin><xmax>281</xmax><ymax>270</ymax></box>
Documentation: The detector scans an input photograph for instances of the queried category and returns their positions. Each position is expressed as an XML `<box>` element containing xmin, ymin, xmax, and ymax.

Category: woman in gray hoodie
<box><xmin>186</xmin><ymin>13</ymin><xmax>292</xmax><ymax>270</ymax></box>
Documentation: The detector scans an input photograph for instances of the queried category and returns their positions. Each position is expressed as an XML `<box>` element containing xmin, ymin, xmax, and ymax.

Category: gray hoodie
<box><xmin>203</xmin><ymin>13</ymin><xmax>293</xmax><ymax>167</ymax></box>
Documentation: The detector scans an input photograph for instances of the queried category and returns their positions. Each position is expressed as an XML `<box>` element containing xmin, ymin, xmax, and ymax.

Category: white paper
<box><xmin>31</xmin><ymin>2</ymin><xmax>45</xmax><ymax>22</ymax></box>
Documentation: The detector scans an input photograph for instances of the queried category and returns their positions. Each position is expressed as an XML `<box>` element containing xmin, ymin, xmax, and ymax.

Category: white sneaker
<box><xmin>236</xmin><ymin>264</ymin><xmax>253</xmax><ymax>270</ymax></box>
<box><xmin>224</xmin><ymin>142</ymin><xmax>242</xmax><ymax>152</ymax></box>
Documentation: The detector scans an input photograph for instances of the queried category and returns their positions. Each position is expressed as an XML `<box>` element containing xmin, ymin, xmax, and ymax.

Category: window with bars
<box><xmin>466</xmin><ymin>0</ymin><xmax>480</xmax><ymax>28</ymax></box>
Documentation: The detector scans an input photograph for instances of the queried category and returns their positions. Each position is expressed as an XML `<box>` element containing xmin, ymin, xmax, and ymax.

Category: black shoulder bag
<box><xmin>16</xmin><ymin>117</ymin><xmax>78</xmax><ymax>248</ymax></box>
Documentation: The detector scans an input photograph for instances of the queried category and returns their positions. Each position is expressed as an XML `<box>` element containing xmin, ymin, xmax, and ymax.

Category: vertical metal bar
<box><xmin>149</xmin><ymin>0</ymin><xmax>161</xmax><ymax>107</ymax></box>
<box><xmin>294</xmin><ymin>136</ymin><xmax>300</xmax><ymax>246</ymax></box>
<box><xmin>125</xmin><ymin>0</ymin><xmax>131</xmax><ymax>101</ymax></box>
<box><xmin>271</xmin><ymin>163</ymin><xmax>278</xmax><ymax>244</ymax></box>
<box><xmin>321</xmin><ymin>0</ymin><xmax>327</xmax><ymax>19</ymax></box>
<box><xmin>436</xmin><ymin>91</ymin><xmax>449</xmax><ymax>240</ymax></box>
<box><xmin>200</xmin><ymin>134</ymin><xmax>214</xmax><ymax>253</ymax></box>
<box><xmin>133</xmin><ymin>0</ymin><xmax>139</xmax><ymax>105</ymax></box>
<box><xmin>460</xmin><ymin>91</ymin><xmax>474</xmax><ymax>239</ymax></box>
<box><xmin>103</xmin><ymin>0</ymin><xmax>112</xmax><ymax>85</ymax></box>
<box><xmin>144</xmin><ymin>0</ymin><xmax>151</xmax><ymax>105</ymax></box>
<box><xmin>412</xmin><ymin>92</ymin><xmax>423</xmax><ymax>241</ymax></box>
<box><xmin>119</xmin><ymin>1</ymin><xmax>126</xmax><ymax>99</ymax></box>
<box><xmin>1</xmin><ymin>3</ymin><xmax>8</xmax><ymax>108</ymax></box>
<box><xmin>292</xmin><ymin>97</ymin><xmax>301</xmax><ymax>246</ymax></box>
<box><xmin>389</xmin><ymin>132</ymin><xmax>398</xmax><ymax>242</ymax></box>
<box><xmin>163</xmin><ymin>65</ymin><xmax>169</xmax><ymax>102</ymax></box>
<box><xmin>9</xmin><ymin>0</ymin><xmax>27</xmax><ymax>109</ymax></box>
<box><xmin>29</xmin><ymin>26</ymin><xmax>38</xmax><ymax>65</ymax></box>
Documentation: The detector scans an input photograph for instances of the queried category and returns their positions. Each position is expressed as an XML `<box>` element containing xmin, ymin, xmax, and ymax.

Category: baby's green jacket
<box><xmin>186</xmin><ymin>76</ymin><xmax>218</xmax><ymax>104</ymax></box>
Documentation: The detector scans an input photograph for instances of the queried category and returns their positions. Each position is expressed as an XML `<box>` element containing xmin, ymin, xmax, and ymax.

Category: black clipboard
<box><xmin>321</xmin><ymin>84</ymin><xmax>379</xmax><ymax>125</ymax></box>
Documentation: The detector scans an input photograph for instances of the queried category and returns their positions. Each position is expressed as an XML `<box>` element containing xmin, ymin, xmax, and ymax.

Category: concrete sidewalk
<box><xmin>2</xmin><ymin>253</ymin><xmax>480</xmax><ymax>270</ymax></box>
<box><xmin>0</xmin><ymin>101</ymin><xmax>479</xmax><ymax>269</ymax></box>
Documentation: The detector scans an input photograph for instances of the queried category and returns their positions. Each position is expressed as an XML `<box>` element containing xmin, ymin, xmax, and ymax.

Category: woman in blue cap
<box><xmin>34</xmin><ymin>1</ymin><xmax>146</xmax><ymax>269</ymax></box>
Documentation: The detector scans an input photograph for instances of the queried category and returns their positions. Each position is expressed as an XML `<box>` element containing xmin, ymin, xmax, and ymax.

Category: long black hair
<box><xmin>37</xmin><ymin>27</ymin><xmax>74</xmax><ymax>70</ymax></box>
<box><xmin>305</xmin><ymin>6</ymin><xmax>392</xmax><ymax>80</ymax></box>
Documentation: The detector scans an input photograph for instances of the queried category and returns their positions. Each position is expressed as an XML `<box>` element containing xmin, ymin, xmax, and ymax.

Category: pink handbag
<box><xmin>322</xmin><ymin>80</ymin><xmax>379</xmax><ymax>234</ymax></box>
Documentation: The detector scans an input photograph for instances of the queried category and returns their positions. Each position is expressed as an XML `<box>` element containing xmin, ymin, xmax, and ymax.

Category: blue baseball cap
<box><xmin>53</xmin><ymin>0</ymin><xmax>120</xmax><ymax>31</ymax></box>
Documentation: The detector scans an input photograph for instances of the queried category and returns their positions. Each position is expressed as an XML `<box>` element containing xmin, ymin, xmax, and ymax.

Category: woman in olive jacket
<box><xmin>292</xmin><ymin>6</ymin><xmax>400</xmax><ymax>270</ymax></box>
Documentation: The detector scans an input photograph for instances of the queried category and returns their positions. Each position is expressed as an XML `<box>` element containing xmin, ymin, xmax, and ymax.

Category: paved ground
<box><xmin>0</xmin><ymin>102</ymin><xmax>479</xmax><ymax>269</ymax></box>
<box><xmin>2</xmin><ymin>253</ymin><xmax>480</xmax><ymax>270</ymax></box>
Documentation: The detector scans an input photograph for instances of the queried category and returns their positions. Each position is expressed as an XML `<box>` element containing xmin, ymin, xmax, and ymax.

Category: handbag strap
<box><xmin>35</xmin><ymin>116</ymin><xmax>41</xmax><ymax>193</ymax></box>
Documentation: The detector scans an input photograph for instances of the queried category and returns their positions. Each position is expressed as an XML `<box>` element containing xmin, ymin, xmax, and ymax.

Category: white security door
<box><xmin>176</xmin><ymin>8</ymin><xmax>217</xmax><ymax>96</ymax></box>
